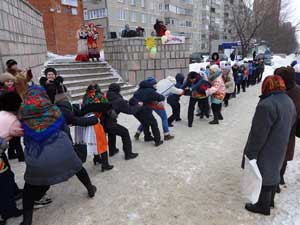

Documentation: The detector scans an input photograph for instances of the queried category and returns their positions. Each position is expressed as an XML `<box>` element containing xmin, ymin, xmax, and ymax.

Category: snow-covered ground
<box><xmin>7</xmin><ymin>55</ymin><xmax>300</xmax><ymax>225</ymax></box>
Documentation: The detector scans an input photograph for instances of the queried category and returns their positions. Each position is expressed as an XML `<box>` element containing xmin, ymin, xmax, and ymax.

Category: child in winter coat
<box><xmin>131</xmin><ymin>78</ymin><xmax>164</xmax><ymax>147</ymax></box>
<box><xmin>235</xmin><ymin>64</ymin><xmax>246</xmax><ymax>94</ymax></box>
<box><xmin>167</xmin><ymin>73</ymin><xmax>185</xmax><ymax>126</ymax></box>
<box><xmin>0</xmin><ymin>92</ymin><xmax>23</xmax><ymax>225</ymax></box>
<box><xmin>211</xmin><ymin>52</ymin><xmax>220</xmax><ymax>67</ymax></box>
<box><xmin>206</xmin><ymin>65</ymin><xmax>226</xmax><ymax>125</ymax></box>
<box><xmin>135</xmin><ymin>77</ymin><xmax>176</xmax><ymax>141</ymax></box>
<box><xmin>39</xmin><ymin>67</ymin><xmax>67</xmax><ymax>104</ymax></box>
<box><xmin>0</xmin><ymin>72</ymin><xmax>24</xmax><ymax>162</ymax></box>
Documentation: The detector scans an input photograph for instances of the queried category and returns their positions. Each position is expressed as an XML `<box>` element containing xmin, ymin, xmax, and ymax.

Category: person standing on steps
<box><xmin>274</xmin><ymin>67</ymin><xmax>300</xmax><ymax>192</ymax></box>
<box><xmin>130</xmin><ymin>78</ymin><xmax>164</xmax><ymax>147</ymax></box>
<box><xmin>242</xmin><ymin>75</ymin><xmax>296</xmax><ymax>216</ymax></box>
<box><xmin>75</xmin><ymin>25</ymin><xmax>89</xmax><ymax>62</ymax></box>
<box><xmin>82</xmin><ymin>84</ymin><xmax>114</xmax><ymax>171</ymax></box>
<box><xmin>134</xmin><ymin>77</ymin><xmax>174</xmax><ymax>141</ymax></box>
<box><xmin>87</xmin><ymin>22</ymin><xmax>100</xmax><ymax>62</ymax></box>
<box><xmin>167</xmin><ymin>73</ymin><xmax>185</xmax><ymax>127</ymax></box>
<box><xmin>206</xmin><ymin>65</ymin><xmax>226</xmax><ymax>125</ymax></box>
<box><xmin>106</xmin><ymin>83</ymin><xmax>141</xmax><ymax>160</ymax></box>
<box><xmin>18</xmin><ymin>85</ymin><xmax>97</xmax><ymax>225</ymax></box>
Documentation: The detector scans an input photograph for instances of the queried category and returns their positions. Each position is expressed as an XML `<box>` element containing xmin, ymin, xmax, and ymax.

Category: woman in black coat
<box><xmin>242</xmin><ymin>75</ymin><xmax>296</xmax><ymax>216</ymax></box>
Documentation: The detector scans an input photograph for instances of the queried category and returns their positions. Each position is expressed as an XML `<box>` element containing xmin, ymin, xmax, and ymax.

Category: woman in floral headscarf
<box><xmin>82</xmin><ymin>83</ymin><xmax>114</xmax><ymax>172</ymax></box>
<box><xmin>242</xmin><ymin>75</ymin><xmax>296</xmax><ymax>216</ymax></box>
<box><xmin>18</xmin><ymin>85</ymin><xmax>97</xmax><ymax>225</ymax></box>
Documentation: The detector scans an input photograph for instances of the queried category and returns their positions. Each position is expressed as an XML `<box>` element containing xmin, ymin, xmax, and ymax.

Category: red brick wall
<box><xmin>28</xmin><ymin>0</ymin><xmax>84</xmax><ymax>55</ymax></box>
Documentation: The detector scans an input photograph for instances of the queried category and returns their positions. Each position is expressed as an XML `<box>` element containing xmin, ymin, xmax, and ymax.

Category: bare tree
<box><xmin>230</xmin><ymin>0</ymin><xmax>275</xmax><ymax>57</ymax></box>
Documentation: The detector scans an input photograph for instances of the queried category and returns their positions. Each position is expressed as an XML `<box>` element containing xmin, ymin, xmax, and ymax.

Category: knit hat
<box><xmin>6</xmin><ymin>59</ymin><xmax>17</xmax><ymax>69</ymax></box>
<box><xmin>209</xmin><ymin>65</ymin><xmax>222</xmax><ymax>81</ymax></box>
<box><xmin>44</xmin><ymin>67</ymin><xmax>57</xmax><ymax>77</ymax></box>
<box><xmin>188</xmin><ymin>71</ymin><xmax>199</xmax><ymax>80</ymax></box>
<box><xmin>145</xmin><ymin>77</ymin><xmax>157</xmax><ymax>86</ymax></box>
<box><xmin>0</xmin><ymin>72</ymin><xmax>16</xmax><ymax>83</ymax></box>
<box><xmin>220</xmin><ymin>61</ymin><xmax>231</xmax><ymax>71</ymax></box>
<box><xmin>262</xmin><ymin>75</ymin><xmax>286</xmax><ymax>96</ymax></box>
<box><xmin>108</xmin><ymin>83</ymin><xmax>121</xmax><ymax>93</ymax></box>
<box><xmin>274</xmin><ymin>66</ymin><xmax>296</xmax><ymax>90</ymax></box>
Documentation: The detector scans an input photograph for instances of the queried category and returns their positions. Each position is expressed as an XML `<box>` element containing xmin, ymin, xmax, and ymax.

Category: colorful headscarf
<box><xmin>261</xmin><ymin>75</ymin><xmax>286</xmax><ymax>96</ymax></box>
<box><xmin>18</xmin><ymin>85</ymin><xmax>64</xmax><ymax>142</ymax></box>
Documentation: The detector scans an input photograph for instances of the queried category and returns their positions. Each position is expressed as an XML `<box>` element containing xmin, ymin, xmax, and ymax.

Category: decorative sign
<box><xmin>165</xmin><ymin>36</ymin><xmax>185</xmax><ymax>44</ymax></box>
<box><xmin>61</xmin><ymin>0</ymin><xmax>78</xmax><ymax>7</ymax></box>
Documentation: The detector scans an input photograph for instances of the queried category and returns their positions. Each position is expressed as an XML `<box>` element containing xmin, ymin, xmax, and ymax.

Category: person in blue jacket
<box><xmin>130</xmin><ymin>78</ymin><xmax>164</xmax><ymax>147</ymax></box>
<box><xmin>247</xmin><ymin>60</ymin><xmax>254</xmax><ymax>86</ymax></box>
<box><xmin>167</xmin><ymin>73</ymin><xmax>185</xmax><ymax>126</ymax></box>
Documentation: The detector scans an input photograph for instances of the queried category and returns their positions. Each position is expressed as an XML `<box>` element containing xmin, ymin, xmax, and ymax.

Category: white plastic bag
<box><xmin>241</xmin><ymin>156</ymin><xmax>262</xmax><ymax>204</ymax></box>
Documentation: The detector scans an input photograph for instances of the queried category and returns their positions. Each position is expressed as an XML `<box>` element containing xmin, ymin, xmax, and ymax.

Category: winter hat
<box><xmin>209</xmin><ymin>65</ymin><xmax>222</xmax><ymax>81</ymax></box>
<box><xmin>291</xmin><ymin>60</ymin><xmax>298</xmax><ymax>67</ymax></box>
<box><xmin>6</xmin><ymin>59</ymin><xmax>17</xmax><ymax>69</ymax></box>
<box><xmin>212</xmin><ymin>52</ymin><xmax>219</xmax><ymax>61</ymax></box>
<box><xmin>0</xmin><ymin>92</ymin><xmax>22</xmax><ymax>112</ymax></box>
<box><xmin>108</xmin><ymin>83</ymin><xmax>121</xmax><ymax>93</ymax></box>
<box><xmin>145</xmin><ymin>77</ymin><xmax>157</xmax><ymax>86</ymax></box>
<box><xmin>262</xmin><ymin>75</ymin><xmax>286</xmax><ymax>96</ymax></box>
<box><xmin>175</xmin><ymin>73</ymin><xmax>185</xmax><ymax>84</ymax></box>
<box><xmin>220</xmin><ymin>61</ymin><xmax>231</xmax><ymax>71</ymax></box>
<box><xmin>274</xmin><ymin>66</ymin><xmax>296</xmax><ymax>90</ymax></box>
<box><xmin>293</xmin><ymin>63</ymin><xmax>300</xmax><ymax>73</ymax></box>
<box><xmin>44</xmin><ymin>67</ymin><xmax>57</xmax><ymax>77</ymax></box>
<box><xmin>0</xmin><ymin>72</ymin><xmax>16</xmax><ymax>83</ymax></box>
<box><xmin>188</xmin><ymin>71</ymin><xmax>199</xmax><ymax>80</ymax></box>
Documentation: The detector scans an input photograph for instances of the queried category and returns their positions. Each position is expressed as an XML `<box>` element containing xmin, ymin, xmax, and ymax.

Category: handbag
<box><xmin>73</xmin><ymin>143</ymin><xmax>87</xmax><ymax>163</ymax></box>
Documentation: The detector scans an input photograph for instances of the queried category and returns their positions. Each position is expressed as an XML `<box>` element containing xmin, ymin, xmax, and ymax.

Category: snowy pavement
<box><xmin>7</xmin><ymin>64</ymin><xmax>300</xmax><ymax>225</ymax></box>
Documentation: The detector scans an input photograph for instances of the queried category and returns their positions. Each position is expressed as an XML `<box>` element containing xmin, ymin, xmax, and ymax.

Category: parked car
<box><xmin>190</xmin><ymin>52</ymin><xmax>205</xmax><ymax>64</ymax></box>
<box><xmin>256</xmin><ymin>53</ymin><xmax>273</xmax><ymax>66</ymax></box>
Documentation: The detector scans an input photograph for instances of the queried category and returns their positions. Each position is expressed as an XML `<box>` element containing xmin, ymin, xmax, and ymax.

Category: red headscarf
<box><xmin>262</xmin><ymin>75</ymin><xmax>286</xmax><ymax>96</ymax></box>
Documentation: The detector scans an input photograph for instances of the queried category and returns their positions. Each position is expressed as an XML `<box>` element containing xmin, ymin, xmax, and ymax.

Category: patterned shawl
<box><xmin>18</xmin><ymin>85</ymin><xmax>64</xmax><ymax>142</ymax></box>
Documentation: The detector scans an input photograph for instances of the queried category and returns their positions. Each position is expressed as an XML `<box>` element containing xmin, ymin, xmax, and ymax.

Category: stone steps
<box><xmin>45</xmin><ymin>60</ymin><xmax>136</xmax><ymax>102</ymax></box>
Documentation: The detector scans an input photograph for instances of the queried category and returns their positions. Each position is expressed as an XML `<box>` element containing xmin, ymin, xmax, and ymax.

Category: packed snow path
<box><xmin>8</xmin><ymin>67</ymin><xmax>300</xmax><ymax>225</ymax></box>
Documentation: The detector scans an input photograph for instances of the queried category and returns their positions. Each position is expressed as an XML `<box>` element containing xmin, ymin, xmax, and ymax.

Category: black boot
<box><xmin>144</xmin><ymin>136</ymin><xmax>154</xmax><ymax>142</ymax></box>
<box><xmin>245</xmin><ymin>190</ymin><xmax>272</xmax><ymax>216</ymax></box>
<box><xmin>209</xmin><ymin>119</ymin><xmax>219</xmax><ymax>125</ymax></box>
<box><xmin>218</xmin><ymin>114</ymin><xmax>224</xmax><ymax>120</ymax></box>
<box><xmin>164</xmin><ymin>134</ymin><xmax>174</xmax><ymax>141</ymax></box>
<box><xmin>155</xmin><ymin>141</ymin><xmax>164</xmax><ymax>147</ymax></box>
<box><xmin>2</xmin><ymin>209</ymin><xmax>22</xmax><ymax>221</ymax></box>
<box><xmin>134</xmin><ymin>132</ymin><xmax>140</xmax><ymax>140</ymax></box>
<box><xmin>93</xmin><ymin>155</ymin><xmax>102</xmax><ymax>165</ymax></box>
<box><xmin>20</xmin><ymin>210</ymin><xmax>33</xmax><ymax>225</ymax></box>
<box><xmin>125</xmin><ymin>152</ymin><xmax>139</xmax><ymax>160</ymax></box>
<box><xmin>0</xmin><ymin>219</ymin><xmax>6</xmax><ymax>225</ymax></box>
<box><xmin>101</xmin><ymin>152</ymin><xmax>114</xmax><ymax>172</ymax></box>
<box><xmin>87</xmin><ymin>185</ymin><xmax>97</xmax><ymax>198</ymax></box>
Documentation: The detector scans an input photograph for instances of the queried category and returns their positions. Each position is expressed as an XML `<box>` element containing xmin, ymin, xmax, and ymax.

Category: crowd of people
<box><xmin>75</xmin><ymin>23</ymin><xmax>100</xmax><ymax>62</ymax></box>
<box><xmin>1</xmin><ymin>51</ymin><xmax>300</xmax><ymax>225</ymax></box>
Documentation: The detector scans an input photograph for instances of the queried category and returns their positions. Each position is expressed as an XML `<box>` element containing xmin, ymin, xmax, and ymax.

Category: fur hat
<box><xmin>44</xmin><ymin>67</ymin><xmax>57</xmax><ymax>77</ymax></box>
<box><xmin>274</xmin><ymin>66</ymin><xmax>296</xmax><ymax>90</ymax></box>
<box><xmin>0</xmin><ymin>72</ymin><xmax>16</xmax><ymax>83</ymax></box>
<box><xmin>6</xmin><ymin>59</ymin><xmax>17</xmax><ymax>69</ymax></box>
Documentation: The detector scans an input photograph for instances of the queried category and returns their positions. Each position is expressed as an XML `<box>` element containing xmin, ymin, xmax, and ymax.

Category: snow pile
<box><xmin>189</xmin><ymin>62</ymin><xmax>209</xmax><ymax>72</ymax></box>
<box><xmin>47</xmin><ymin>52</ymin><xmax>76</xmax><ymax>60</ymax></box>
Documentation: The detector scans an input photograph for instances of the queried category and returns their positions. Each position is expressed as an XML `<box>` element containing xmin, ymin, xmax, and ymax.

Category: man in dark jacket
<box><xmin>242</xmin><ymin>75</ymin><xmax>296</xmax><ymax>216</ymax></box>
<box><xmin>130</xmin><ymin>78</ymin><xmax>165</xmax><ymax>147</ymax></box>
<box><xmin>182</xmin><ymin>72</ymin><xmax>209</xmax><ymax>127</ymax></box>
<box><xmin>106</xmin><ymin>83</ymin><xmax>141</xmax><ymax>160</ymax></box>
<box><xmin>275</xmin><ymin>67</ymin><xmax>300</xmax><ymax>190</ymax></box>
<box><xmin>167</xmin><ymin>73</ymin><xmax>184</xmax><ymax>126</ymax></box>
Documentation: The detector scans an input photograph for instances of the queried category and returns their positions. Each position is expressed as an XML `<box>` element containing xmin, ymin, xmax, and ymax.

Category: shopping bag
<box><xmin>241</xmin><ymin>156</ymin><xmax>262</xmax><ymax>204</ymax></box>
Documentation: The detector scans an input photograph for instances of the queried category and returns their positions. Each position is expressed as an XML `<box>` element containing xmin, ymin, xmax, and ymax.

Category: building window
<box><xmin>211</xmin><ymin>7</ymin><xmax>215</xmax><ymax>13</ymax></box>
<box><xmin>84</xmin><ymin>8</ymin><xmax>107</xmax><ymax>20</ymax></box>
<box><xmin>141</xmin><ymin>0</ymin><xmax>145</xmax><ymax>8</ymax></box>
<box><xmin>130</xmin><ymin>0</ymin><xmax>136</xmax><ymax>6</ymax></box>
<box><xmin>186</xmin><ymin>21</ymin><xmax>192</xmax><ymax>27</ymax></box>
<box><xmin>141</xmin><ymin>14</ymin><xmax>146</xmax><ymax>23</ymax></box>
<box><xmin>118</xmin><ymin>9</ymin><xmax>126</xmax><ymax>20</ymax></box>
<box><xmin>118</xmin><ymin>0</ymin><xmax>125</xmax><ymax>3</ymax></box>
<box><xmin>61</xmin><ymin>0</ymin><xmax>78</xmax><ymax>7</ymax></box>
<box><xmin>159</xmin><ymin>3</ymin><xmax>164</xmax><ymax>11</ymax></box>
<box><xmin>131</xmin><ymin>12</ymin><xmax>137</xmax><ymax>22</ymax></box>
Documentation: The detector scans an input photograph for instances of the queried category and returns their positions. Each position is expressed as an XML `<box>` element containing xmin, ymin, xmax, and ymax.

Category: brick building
<box><xmin>27</xmin><ymin>0</ymin><xmax>84</xmax><ymax>55</ymax></box>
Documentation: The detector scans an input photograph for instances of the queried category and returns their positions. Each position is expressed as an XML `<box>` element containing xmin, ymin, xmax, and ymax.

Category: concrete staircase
<box><xmin>45</xmin><ymin>60</ymin><xmax>136</xmax><ymax>102</ymax></box>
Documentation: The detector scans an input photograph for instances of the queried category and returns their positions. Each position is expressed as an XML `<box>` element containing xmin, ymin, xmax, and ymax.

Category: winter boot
<box><xmin>209</xmin><ymin>119</ymin><xmax>219</xmax><ymax>125</ymax></box>
<box><xmin>87</xmin><ymin>185</ymin><xmax>97</xmax><ymax>198</ymax></box>
<box><xmin>245</xmin><ymin>190</ymin><xmax>272</xmax><ymax>216</ymax></box>
<box><xmin>0</xmin><ymin>219</ymin><xmax>6</xmax><ymax>225</ymax></box>
<box><xmin>175</xmin><ymin>118</ymin><xmax>182</xmax><ymax>121</ymax></box>
<box><xmin>109</xmin><ymin>148</ymin><xmax>119</xmax><ymax>157</ymax></box>
<box><xmin>164</xmin><ymin>134</ymin><xmax>174</xmax><ymax>141</ymax></box>
<box><xmin>144</xmin><ymin>136</ymin><xmax>154</xmax><ymax>142</ymax></box>
<box><xmin>205</xmin><ymin>113</ymin><xmax>210</xmax><ymax>119</ymax></box>
<box><xmin>125</xmin><ymin>153</ymin><xmax>139</xmax><ymax>160</ymax></box>
<box><xmin>218</xmin><ymin>114</ymin><xmax>224</xmax><ymax>120</ymax></box>
<box><xmin>155</xmin><ymin>141</ymin><xmax>164</xmax><ymax>147</ymax></box>
<box><xmin>2</xmin><ymin>209</ymin><xmax>22</xmax><ymax>221</ymax></box>
<box><xmin>199</xmin><ymin>114</ymin><xmax>204</xmax><ymax>119</ymax></box>
<box><xmin>168</xmin><ymin>123</ymin><xmax>174</xmax><ymax>127</ymax></box>
<box><xmin>20</xmin><ymin>210</ymin><xmax>33</xmax><ymax>225</ymax></box>
<box><xmin>93</xmin><ymin>155</ymin><xmax>102</xmax><ymax>166</ymax></box>
<box><xmin>100</xmin><ymin>152</ymin><xmax>114</xmax><ymax>172</ymax></box>
<box><xmin>134</xmin><ymin>132</ymin><xmax>140</xmax><ymax>140</ymax></box>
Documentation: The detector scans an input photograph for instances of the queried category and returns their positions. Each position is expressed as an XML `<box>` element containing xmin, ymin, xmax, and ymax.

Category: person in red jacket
<box><xmin>154</xmin><ymin>19</ymin><xmax>167</xmax><ymax>37</ymax></box>
<box><xmin>210</xmin><ymin>52</ymin><xmax>220</xmax><ymax>67</ymax></box>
